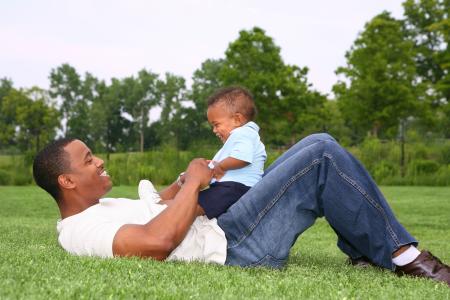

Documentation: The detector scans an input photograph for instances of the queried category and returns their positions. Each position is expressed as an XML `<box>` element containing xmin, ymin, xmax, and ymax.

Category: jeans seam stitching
<box><xmin>229</xmin><ymin>158</ymin><xmax>322</xmax><ymax>249</ymax></box>
<box><xmin>324</xmin><ymin>153</ymin><xmax>401</xmax><ymax>246</ymax></box>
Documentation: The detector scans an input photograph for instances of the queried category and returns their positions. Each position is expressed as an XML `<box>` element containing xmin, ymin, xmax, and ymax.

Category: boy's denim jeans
<box><xmin>217</xmin><ymin>133</ymin><xmax>417</xmax><ymax>270</ymax></box>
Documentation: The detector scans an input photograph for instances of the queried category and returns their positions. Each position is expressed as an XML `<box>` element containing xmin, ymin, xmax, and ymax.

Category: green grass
<box><xmin>0</xmin><ymin>186</ymin><xmax>449</xmax><ymax>299</ymax></box>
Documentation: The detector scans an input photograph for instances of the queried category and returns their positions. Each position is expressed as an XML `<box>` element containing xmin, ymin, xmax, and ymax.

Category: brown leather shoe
<box><xmin>395</xmin><ymin>251</ymin><xmax>450</xmax><ymax>287</ymax></box>
<box><xmin>348</xmin><ymin>256</ymin><xmax>376</xmax><ymax>268</ymax></box>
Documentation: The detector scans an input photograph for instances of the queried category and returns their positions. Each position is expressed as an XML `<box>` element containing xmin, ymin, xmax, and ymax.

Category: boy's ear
<box><xmin>57</xmin><ymin>174</ymin><xmax>76</xmax><ymax>190</ymax></box>
<box><xmin>234</xmin><ymin>113</ymin><xmax>246</xmax><ymax>125</ymax></box>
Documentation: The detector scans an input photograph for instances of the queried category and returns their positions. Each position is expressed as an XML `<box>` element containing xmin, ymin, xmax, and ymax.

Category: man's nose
<box><xmin>95</xmin><ymin>157</ymin><xmax>104</xmax><ymax>167</ymax></box>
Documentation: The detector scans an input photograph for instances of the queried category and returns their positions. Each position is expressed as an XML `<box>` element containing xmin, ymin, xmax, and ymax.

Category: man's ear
<box><xmin>57</xmin><ymin>174</ymin><xmax>76</xmax><ymax>190</ymax></box>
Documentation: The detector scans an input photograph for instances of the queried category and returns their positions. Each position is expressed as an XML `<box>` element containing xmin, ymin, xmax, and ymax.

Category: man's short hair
<box><xmin>207</xmin><ymin>86</ymin><xmax>256</xmax><ymax>121</ymax></box>
<box><xmin>33</xmin><ymin>138</ymin><xmax>76</xmax><ymax>202</ymax></box>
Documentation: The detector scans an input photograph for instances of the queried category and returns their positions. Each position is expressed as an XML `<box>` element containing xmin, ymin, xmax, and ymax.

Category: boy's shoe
<box><xmin>395</xmin><ymin>250</ymin><xmax>450</xmax><ymax>287</ymax></box>
<box><xmin>138</xmin><ymin>179</ymin><xmax>162</xmax><ymax>204</ymax></box>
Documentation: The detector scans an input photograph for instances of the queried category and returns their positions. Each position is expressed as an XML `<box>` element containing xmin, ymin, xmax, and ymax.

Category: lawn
<box><xmin>0</xmin><ymin>185</ymin><xmax>449</xmax><ymax>299</ymax></box>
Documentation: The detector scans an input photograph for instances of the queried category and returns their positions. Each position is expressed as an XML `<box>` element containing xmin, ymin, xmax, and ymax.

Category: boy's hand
<box><xmin>210</xmin><ymin>161</ymin><xmax>225</xmax><ymax>180</ymax></box>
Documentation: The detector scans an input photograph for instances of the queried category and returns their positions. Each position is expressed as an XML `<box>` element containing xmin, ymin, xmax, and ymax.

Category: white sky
<box><xmin>1</xmin><ymin>0</ymin><xmax>405</xmax><ymax>97</ymax></box>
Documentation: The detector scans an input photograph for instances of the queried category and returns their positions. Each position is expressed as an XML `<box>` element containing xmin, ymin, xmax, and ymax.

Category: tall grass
<box><xmin>349</xmin><ymin>138</ymin><xmax>450</xmax><ymax>186</ymax></box>
<box><xmin>1</xmin><ymin>139</ymin><xmax>449</xmax><ymax>186</ymax></box>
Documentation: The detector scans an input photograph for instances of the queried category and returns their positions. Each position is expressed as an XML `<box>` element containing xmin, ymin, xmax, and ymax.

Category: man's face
<box><xmin>64</xmin><ymin>140</ymin><xmax>112</xmax><ymax>200</ymax></box>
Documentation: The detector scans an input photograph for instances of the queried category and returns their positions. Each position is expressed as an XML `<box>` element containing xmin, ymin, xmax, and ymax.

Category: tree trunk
<box><xmin>371</xmin><ymin>122</ymin><xmax>380</xmax><ymax>138</ymax></box>
<box><xmin>399</xmin><ymin>119</ymin><xmax>406</xmax><ymax>177</ymax></box>
<box><xmin>140</xmin><ymin>108</ymin><xmax>144</xmax><ymax>153</ymax></box>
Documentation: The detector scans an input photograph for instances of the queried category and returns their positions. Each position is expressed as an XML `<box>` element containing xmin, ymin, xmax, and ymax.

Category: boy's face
<box><xmin>207</xmin><ymin>102</ymin><xmax>243</xmax><ymax>143</ymax></box>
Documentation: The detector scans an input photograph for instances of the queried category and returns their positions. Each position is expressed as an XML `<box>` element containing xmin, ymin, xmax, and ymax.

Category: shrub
<box><xmin>0</xmin><ymin>169</ymin><xmax>11</xmax><ymax>185</ymax></box>
<box><xmin>373</xmin><ymin>161</ymin><xmax>397</xmax><ymax>184</ymax></box>
<box><xmin>435</xmin><ymin>165</ymin><xmax>450</xmax><ymax>186</ymax></box>
<box><xmin>440</xmin><ymin>144</ymin><xmax>450</xmax><ymax>164</ymax></box>
<box><xmin>1</xmin><ymin>140</ymin><xmax>450</xmax><ymax>186</ymax></box>
<box><xmin>407</xmin><ymin>160</ymin><xmax>440</xmax><ymax>176</ymax></box>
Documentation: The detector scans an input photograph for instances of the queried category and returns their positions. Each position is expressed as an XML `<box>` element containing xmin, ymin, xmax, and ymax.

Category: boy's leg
<box><xmin>199</xmin><ymin>182</ymin><xmax>250</xmax><ymax>219</ymax></box>
<box><xmin>218</xmin><ymin>134</ymin><xmax>416</xmax><ymax>270</ymax></box>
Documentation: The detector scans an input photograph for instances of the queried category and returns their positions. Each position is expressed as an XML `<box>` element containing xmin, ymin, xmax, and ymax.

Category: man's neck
<box><xmin>58</xmin><ymin>195</ymin><xmax>100</xmax><ymax>219</ymax></box>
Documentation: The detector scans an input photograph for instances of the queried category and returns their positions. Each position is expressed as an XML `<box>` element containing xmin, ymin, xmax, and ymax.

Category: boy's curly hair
<box><xmin>207</xmin><ymin>86</ymin><xmax>256</xmax><ymax>121</ymax></box>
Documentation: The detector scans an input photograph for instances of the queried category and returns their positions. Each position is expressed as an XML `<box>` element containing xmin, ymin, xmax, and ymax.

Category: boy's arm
<box><xmin>213</xmin><ymin>157</ymin><xmax>249</xmax><ymax>180</ymax></box>
<box><xmin>218</xmin><ymin>157</ymin><xmax>249</xmax><ymax>171</ymax></box>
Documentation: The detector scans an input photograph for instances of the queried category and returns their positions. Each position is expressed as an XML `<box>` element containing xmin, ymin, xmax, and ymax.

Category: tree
<box><xmin>1</xmin><ymin>87</ymin><xmax>59</xmax><ymax>152</ymax></box>
<box><xmin>157</xmin><ymin>73</ymin><xmax>188</xmax><ymax>148</ymax></box>
<box><xmin>90</xmin><ymin>79</ymin><xmax>131</xmax><ymax>157</ymax></box>
<box><xmin>403</xmin><ymin>0</ymin><xmax>449</xmax><ymax>137</ymax></box>
<box><xmin>403</xmin><ymin>0</ymin><xmax>448</xmax><ymax>98</ymax></box>
<box><xmin>49</xmin><ymin>64</ymin><xmax>98</xmax><ymax>144</ymax></box>
<box><xmin>187</xmin><ymin>59</ymin><xmax>226</xmax><ymax>147</ymax></box>
<box><xmin>0</xmin><ymin>78</ymin><xmax>13</xmax><ymax>103</ymax></box>
<box><xmin>334</xmin><ymin>12</ymin><xmax>422</xmax><ymax>141</ymax></box>
<box><xmin>16</xmin><ymin>87</ymin><xmax>60</xmax><ymax>152</ymax></box>
<box><xmin>220</xmin><ymin>27</ymin><xmax>326</xmax><ymax>145</ymax></box>
<box><xmin>122</xmin><ymin>70</ymin><xmax>160</xmax><ymax>152</ymax></box>
<box><xmin>0</xmin><ymin>79</ymin><xmax>15</xmax><ymax>150</ymax></box>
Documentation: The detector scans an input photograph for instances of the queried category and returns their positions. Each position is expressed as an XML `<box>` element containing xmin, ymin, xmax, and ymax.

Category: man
<box><xmin>33</xmin><ymin>133</ymin><xmax>450</xmax><ymax>287</ymax></box>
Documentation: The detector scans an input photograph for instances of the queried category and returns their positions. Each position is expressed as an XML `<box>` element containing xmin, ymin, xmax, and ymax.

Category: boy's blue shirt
<box><xmin>210</xmin><ymin>121</ymin><xmax>266</xmax><ymax>187</ymax></box>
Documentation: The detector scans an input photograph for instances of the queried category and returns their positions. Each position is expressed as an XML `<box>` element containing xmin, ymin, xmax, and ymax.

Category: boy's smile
<box><xmin>207</xmin><ymin>102</ymin><xmax>243</xmax><ymax>143</ymax></box>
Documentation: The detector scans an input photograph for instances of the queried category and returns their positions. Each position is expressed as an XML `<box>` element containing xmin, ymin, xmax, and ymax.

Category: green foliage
<box><xmin>122</xmin><ymin>69</ymin><xmax>161</xmax><ymax>152</ymax></box>
<box><xmin>1</xmin><ymin>5</ymin><xmax>449</xmax><ymax>155</ymax></box>
<box><xmin>373</xmin><ymin>161</ymin><xmax>398</xmax><ymax>182</ymax></box>
<box><xmin>219</xmin><ymin>27</ymin><xmax>327</xmax><ymax>145</ymax></box>
<box><xmin>49</xmin><ymin>64</ymin><xmax>97</xmax><ymax>144</ymax></box>
<box><xmin>0</xmin><ymin>86</ymin><xmax>60</xmax><ymax>152</ymax></box>
<box><xmin>335</xmin><ymin>12</ymin><xmax>421</xmax><ymax>140</ymax></box>
<box><xmin>0</xmin><ymin>169</ymin><xmax>9</xmax><ymax>185</ymax></box>
<box><xmin>103</xmin><ymin>145</ymin><xmax>219</xmax><ymax>186</ymax></box>
<box><xmin>348</xmin><ymin>137</ymin><xmax>450</xmax><ymax>185</ymax></box>
<box><xmin>1</xmin><ymin>186</ymin><xmax>449</xmax><ymax>298</ymax></box>
<box><xmin>0</xmin><ymin>154</ymin><xmax>32</xmax><ymax>186</ymax></box>
<box><xmin>408</xmin><ymin>159</ymin><xmax>440</xmax><ymax>175</ymax></box>
<box><xmin>440</xmin><ymin>143</ymin><xmax>450</xmax><ymax>164</ymax></box>
<box><xmin>2</xmin><ymin>139</ymin><xmax>450</xmax><ymax>186</ymax></box>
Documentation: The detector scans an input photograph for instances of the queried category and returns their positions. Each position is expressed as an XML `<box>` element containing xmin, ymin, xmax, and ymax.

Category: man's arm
<box><xmin>112</xmin><ymin>159</ymin><xmax>212</xmax><ymax>260</ymax></box>
<box><xmin>158</xmin><ymin>182</ymin><xmax>180</xmax><ymax>201</ymax></box>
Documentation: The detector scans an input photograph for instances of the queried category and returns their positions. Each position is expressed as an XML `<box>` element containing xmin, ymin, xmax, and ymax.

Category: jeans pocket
<box><xmin>248</xmin><ymin>254</ymin><xmax>287</xmax><ymax>269</ymax></box>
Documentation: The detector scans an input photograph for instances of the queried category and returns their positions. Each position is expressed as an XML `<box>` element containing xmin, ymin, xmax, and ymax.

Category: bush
<box><xmin>407</xmin><ymin>160</ymin><xmax>440</xmax><ymax>176</ymax></box>
<box><xmin>0</xmin><ymin>169</ymin><xmax>11</xmax><ymax>185</ymax></box>
<box><xmin>373</xmin><ymin>161</ymin><xmax>397</xmax><ymax>184</ymax></box>
<box><xmin>1</xmin><ymin>139</ymin><xmax>450</xmax><ymax>186</ymax></box>
<box><xmin>440</xmin><ymin>144</ymin><xmax>450</xmax><ymax>164</ymax></box>
<box><xmin>435</xmin><ymin>165</ymin><xmax>450</xmax><ymax>185</ymax></box>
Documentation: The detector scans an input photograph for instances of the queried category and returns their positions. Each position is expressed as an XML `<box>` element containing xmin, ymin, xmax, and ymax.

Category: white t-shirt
<box><xmin>56</xmin><ymin>180</ymin><xmax>227</xmax><ymax>264</ymax></box>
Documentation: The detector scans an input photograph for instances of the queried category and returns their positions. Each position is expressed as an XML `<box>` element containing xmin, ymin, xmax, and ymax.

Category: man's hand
<box><xmin>184</xmin><ymin>158</ymin><xmax>213</xmax><ymax>189</ymax></box>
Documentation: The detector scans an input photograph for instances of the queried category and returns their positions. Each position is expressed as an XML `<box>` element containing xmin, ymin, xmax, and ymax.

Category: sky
<box><xmin>0</xmin><ymin>0</ymin><xmax>406</xmax><ymax>97</ymax></box>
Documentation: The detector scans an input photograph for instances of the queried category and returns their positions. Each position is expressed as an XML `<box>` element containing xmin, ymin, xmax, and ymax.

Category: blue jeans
<box><xmin>217</xmin><ymin>133</ymin><xmax>417</xmax><ymax>270</ymax></box>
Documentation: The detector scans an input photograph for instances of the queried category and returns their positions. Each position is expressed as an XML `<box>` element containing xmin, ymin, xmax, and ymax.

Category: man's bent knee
<box><xmin>305</xmin><ymin>133</ymin><xmax>337</xmax><ymax>143</ymax></box>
